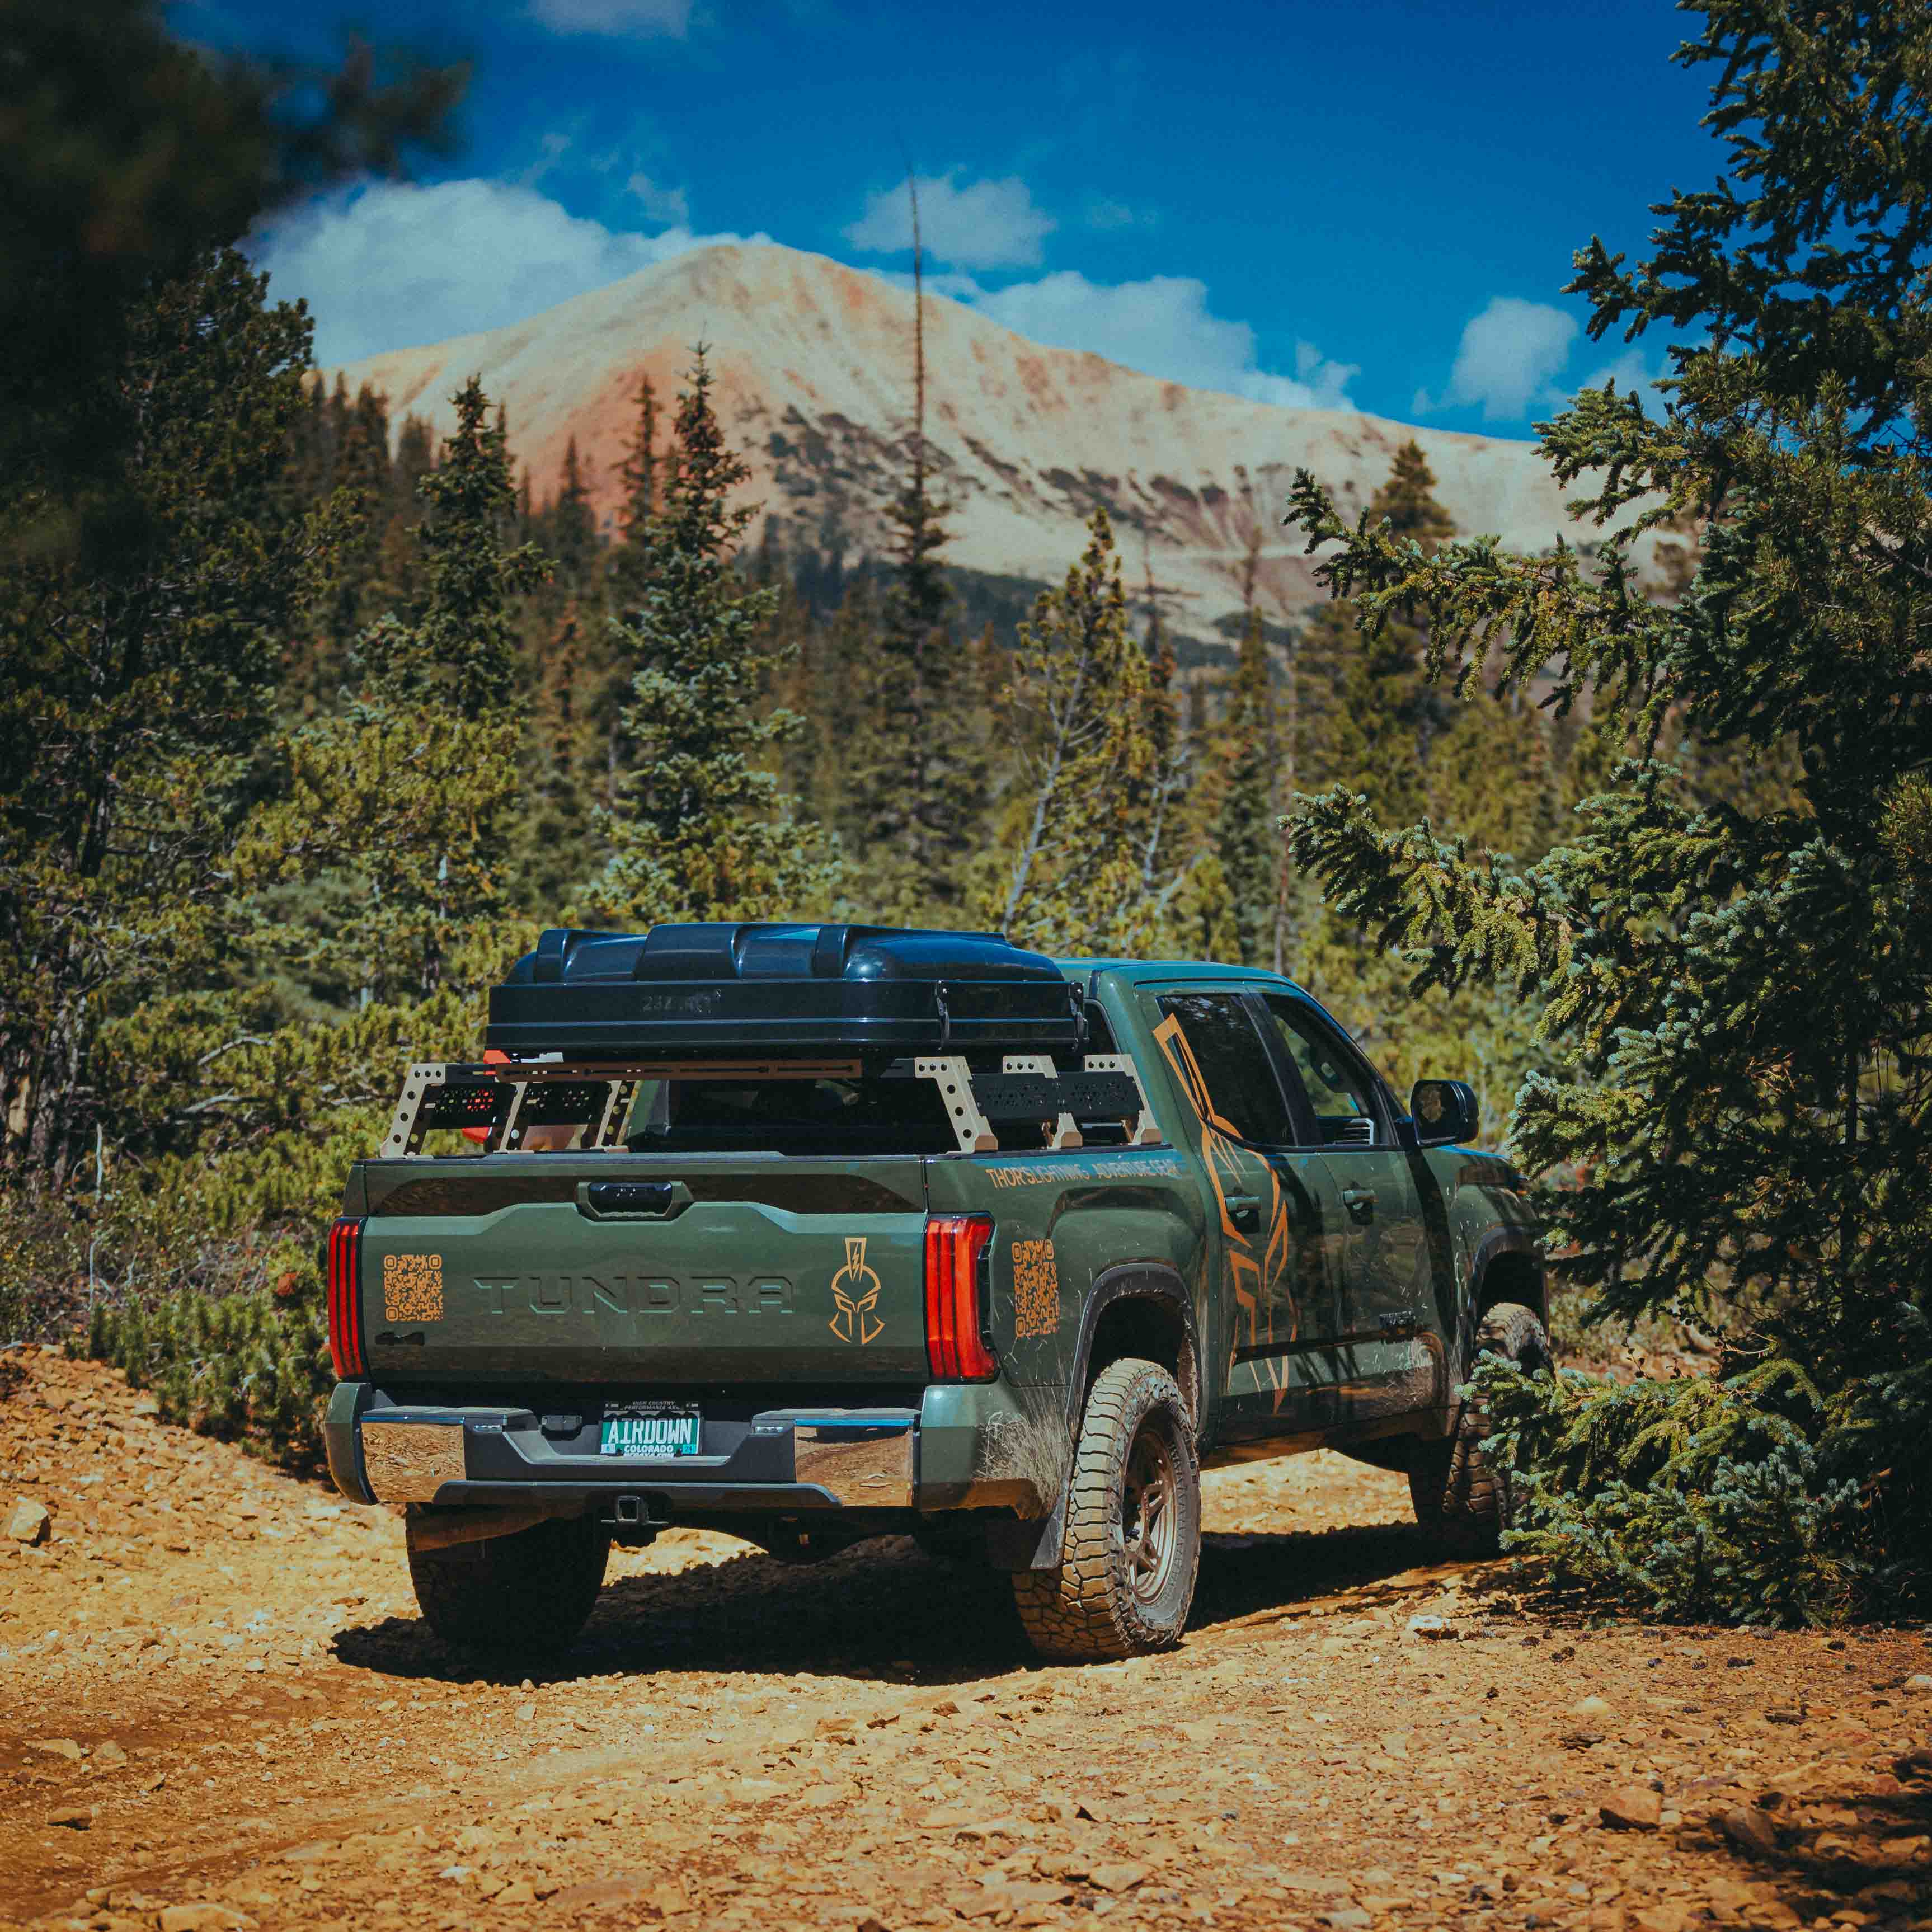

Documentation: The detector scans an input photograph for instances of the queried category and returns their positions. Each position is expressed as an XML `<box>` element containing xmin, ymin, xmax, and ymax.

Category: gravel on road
<box><xmin>3</xmin><ymin>1346</ymin><xmax>1929</xmax><ymax>1932</ymax></box>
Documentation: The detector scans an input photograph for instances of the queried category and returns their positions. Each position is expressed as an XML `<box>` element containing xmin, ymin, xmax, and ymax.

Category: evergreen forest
<box><xmin>1</xmin><ymin>0</ymin><xmax>1926</xmax><ymax>1625</ymax></box>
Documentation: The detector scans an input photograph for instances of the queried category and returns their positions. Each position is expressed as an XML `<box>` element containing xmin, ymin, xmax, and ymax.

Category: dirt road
<box><xmin>3</xmin><ymin>1346</ymin><xmax>1929</xmax><ymax>1932</ymax></box>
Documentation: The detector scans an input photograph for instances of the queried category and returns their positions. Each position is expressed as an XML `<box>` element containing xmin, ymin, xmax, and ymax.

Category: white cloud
<box><xmin>625</xmin><ymin>171</ymin><xmax>689</xmax><ymax>225</ymax></box>
<box><xmin>1579</xmin><ymin>342</ymin><xmax>1671</xmax><ymax>415</ymax></box>
<box><xmin>251</xmin><ymin>179</ymin><xmax>766</xmax><ymax>366</ymax></box>
<box><xmin>970</xmin><ymin>271</ymin><xmax>1357</xmax><ymax>411</ymax></box>
<box><xmin>1242</xmin><ymin>340</ymin><xmax>1361</xmax><ymax>412</ymax></box>
<box><xmin>253</xmin><ymin>174</ymin><xmax>1360</xmax><ymax>415</ymax></box>
<box><xmin>916</xmin><ymin>269</ymin><xmax>990</xmax><ymax>304</ymax></box>
<box><xmin>844</xmin><ymin>173</ymin><xmax>1055</xmax><ymax>271</ymax></box>
<box><xmin>1422</xmin><ymin>296</ymin><xmax>1578</xmax><ymax>421</ymax></box>
<box><xmin>528</xmin><ymin>0</ymin><xmax>692</xmax><ymax>35</ymax></box>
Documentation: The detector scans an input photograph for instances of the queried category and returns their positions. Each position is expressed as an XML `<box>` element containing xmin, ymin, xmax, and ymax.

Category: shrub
<box><xmin>1480</xmin><ymin>1328</ymin><xmax>1932</xmax><ymax>1624</ymax></box>
<box><xmin>90</xmin><ymin>1279</ymin><xmax>329</xmax><ymax>1465</ymax></box>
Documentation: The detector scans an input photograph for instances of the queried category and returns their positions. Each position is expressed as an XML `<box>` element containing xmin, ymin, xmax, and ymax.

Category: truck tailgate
<box><xmin>346</xmin><ymin>1155</ymin><xmax>929</xmax><ymax>1384</ymax></box>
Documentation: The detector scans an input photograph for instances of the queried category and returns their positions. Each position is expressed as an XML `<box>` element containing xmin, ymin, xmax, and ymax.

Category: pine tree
<box><xmin>573</xmin><ymin>373</ymin><xmax>666</xmax><ymax>819</ymax></box>
<box><xmin>612</xmin><ymin>372</ymin><xmax>661</xmax><ymax>607</ymax></box>
<box><xmin>299</xmin><ymin>380</ymin><xmax>395</xmax><ymax>695</ymax></box>
<box><xmin>241</xmin><ymin>378</ymin><xmax>547</xmax><ymax>1005</ymax></box>
<box><xmin>991</xmin><ymin>509</ymin><xmax>1186</xmax><ymax>953</ymax></box>
<box><xmin>360</xmin><ymin>377</ymin><xmax>544</xmax><ymax>722</ymax></box>
<box><xmin>1369</xmin><ymin>440</ymin><xmax>1455</xmax><ymax>552</ymax></box>
<box><xmin>787</xmin><ymin>574</ymin><xmax>885</xmax><ymax>856</ymax></box>
<box><xmin>1300</xmin><ymin>443</ymin><xmax>1460</xmax><ymax>830</ymax></box>
<box><xmin>1172</xmin><ymin>853</ymin><xmax>1241</xmax><ymax>965</ymax></box>
<box><xmin>72</xmin><ymin>377</ymin><xmax>545</xmax><ymax>1458</ymax></box>
<box><xmin>1282</xmin><ymin>0</ymin><xmax>1932</xmax><ymax>1619</ymax></box>
<box><xmin>1139</xmin><ymin>617</ymin><xmax>1188</xmax><ymax>906</ymax></box>
<box><xmin>580</xmin><ymin>351</ymin><xmax>835</xmax><ymax>925</ymax></box>
<box><xmin>842</xmin><ymin>178</ymin><xmax>990</xmax><ymax>917</ymax></box>
<box><xmin>369</xmin><ymin>411</ymin><xmax>435</xmax><ymax>628</ymax></box>
<box><xmin>0</xmin><ymin>249</ymin><xmax>322</xmax><ymax>1185</ymax></box>
<box><xmin>1</xmin><ymin>1</ymin><xmax>463</xmax><ymax>558</ymax></box>
<box><xmin>549</xmin><ymin>436</ymin><xmax>599</xmax><ymax>595</ymax></box>
<box><xmin>1372</xmin><ymin>439</ymin><xmax>1560</xmax><ymax>862</ymax></box>
<box><xmin>1215</xmin><ymin>607</ymin><xmax>1278</xmax><ymax>965</ymax></box>
<box><xmin>1426</xmin><ymin>685</ymin><xmax>1561</xmax><ymax>862</ymax></box>
<box><xmin>516</xmin><ymin>435</ymin><xmax>611</xmax><ymax>902</ymax></box>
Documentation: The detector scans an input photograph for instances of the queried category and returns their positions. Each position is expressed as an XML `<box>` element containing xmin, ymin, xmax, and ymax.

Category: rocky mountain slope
<box><xmin>332</xmin><ymin>242</ymin><xmax>1639</xmax><ymax>650</ymax></box>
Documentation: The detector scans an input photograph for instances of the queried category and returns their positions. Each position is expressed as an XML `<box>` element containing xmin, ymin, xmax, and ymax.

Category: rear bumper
<box><xmin>324</xmin><ymin>1379</ymin><xmax>1051</xmax><ymax>1518</ymax></box>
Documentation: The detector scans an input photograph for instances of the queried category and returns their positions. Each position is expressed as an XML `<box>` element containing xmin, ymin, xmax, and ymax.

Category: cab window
<box><xmin>1262</xmin><ymin>995</ymin><xmax>1382</xmax><ymax>1146</ymax></box>
<box><xmin>1151</xmin><ymin>992</ymin><xmax>1295</xmax><ymax>1145</ymax></box>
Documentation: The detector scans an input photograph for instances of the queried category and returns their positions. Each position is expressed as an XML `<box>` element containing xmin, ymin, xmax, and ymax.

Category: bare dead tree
<box><xmin>908</xmin><ymin>163</ymin><xmax>926</xmax><ymax>505</ymax></box>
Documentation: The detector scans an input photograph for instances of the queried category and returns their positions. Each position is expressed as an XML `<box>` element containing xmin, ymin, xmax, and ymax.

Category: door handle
<box><xmin>1339</xmin><ymin>1185</ymin><xmax>1377</xmax><ymax>1224</ymax></box>
<box><xmin>1226</xmin><ymin>1195</ymin><xmax>1262</xmax><ymax>1234</ymax></box>
<box><xmin>579</xmin><ymin>1179</ymin><xmax>692</xmax><ymax>1220</ymax></box>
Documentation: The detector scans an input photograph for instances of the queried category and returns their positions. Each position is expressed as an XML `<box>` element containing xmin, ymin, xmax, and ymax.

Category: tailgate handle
<box><xmin>580</xmin><ymin>1179</ymin><xmax>690</xmax><ymax>1220</ymax></box>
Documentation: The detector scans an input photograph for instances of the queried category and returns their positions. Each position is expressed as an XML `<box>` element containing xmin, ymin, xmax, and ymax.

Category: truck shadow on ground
<box><xmin>1704</xmin><ymin>1779</ymin><xmax>1932</xmax><ymax>1924</ymax></box>
<box><xmin>329</xmin><ymin>1520</ymin><xmax>1456</xmax><ymax>1689</ymax></box>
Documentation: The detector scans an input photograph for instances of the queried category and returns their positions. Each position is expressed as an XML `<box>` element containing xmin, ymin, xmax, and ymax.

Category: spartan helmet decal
<box><xmin>829</xmin><ymin>1236</ymin><xmax>885</xmax><ymax>1345</ymax></box>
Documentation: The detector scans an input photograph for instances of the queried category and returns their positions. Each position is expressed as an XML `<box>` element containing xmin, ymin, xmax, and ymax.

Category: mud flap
<box><xmin>982</xmin><ymin>1494</ymin><xmax>1070</xmax><ymax>1572</ymax></box>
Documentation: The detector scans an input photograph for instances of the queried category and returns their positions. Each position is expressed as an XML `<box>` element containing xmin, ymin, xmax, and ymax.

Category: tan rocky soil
<box><xmin>3</xmin><ymin>1345</ymin><xmax>1928</xmax><ymax>1932</ymax></box>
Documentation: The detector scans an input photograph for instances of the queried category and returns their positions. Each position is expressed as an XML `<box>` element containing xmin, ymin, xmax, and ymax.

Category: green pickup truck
<box><xmin>323</xmin><ymin>923</ymin><xmax>1546</xmax><ymax>1663</ymax></box>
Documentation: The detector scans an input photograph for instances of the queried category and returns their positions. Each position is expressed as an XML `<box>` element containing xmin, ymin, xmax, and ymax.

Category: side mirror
<box><xmin>1409</xmin><ymin>1079</ymin><xmax>1479</xmax><ymax>1148</ymax></box>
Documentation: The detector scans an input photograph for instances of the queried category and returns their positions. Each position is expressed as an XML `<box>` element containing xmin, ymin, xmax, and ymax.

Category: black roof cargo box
<box><xmin>486</xmin><ymin>923</ymin><xmax>1081</xmax><ymax>1059</ymax></box>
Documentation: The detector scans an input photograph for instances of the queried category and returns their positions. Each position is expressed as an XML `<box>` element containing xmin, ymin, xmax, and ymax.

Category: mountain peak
<box><xmin>334</xmin><ymin>241</ymin><xmax>1618</xmax><ymax>646</ymax></box>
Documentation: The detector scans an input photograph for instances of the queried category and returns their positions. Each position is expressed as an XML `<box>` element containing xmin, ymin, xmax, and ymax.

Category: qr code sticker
<box><xmin>1011</xmin><ymin>1239</ymin><xmax>1060</xmax><ymax>1339</ymax></box>
<box><xmin>383</xmin><ymin>1252</ymin><xmax>444</xmax><ymax>1323</ymax></box>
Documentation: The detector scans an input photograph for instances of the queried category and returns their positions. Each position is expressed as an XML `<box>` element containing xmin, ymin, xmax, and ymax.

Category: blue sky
<box><xmin>188</xmin><ymin>0</ymin><xmax>1720</xmax><ymax>439</ymax></box>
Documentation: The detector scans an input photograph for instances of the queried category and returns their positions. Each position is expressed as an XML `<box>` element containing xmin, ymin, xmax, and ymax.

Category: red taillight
<box><xmin>925</xmin><ymin>1214</ymin><xmax>995</xmax><ymax>1381</ymax></box>
<box><xmin>327</xmin><ymin>1217</ymin><xmax>366</xmax><ymax>1379</ymax></box>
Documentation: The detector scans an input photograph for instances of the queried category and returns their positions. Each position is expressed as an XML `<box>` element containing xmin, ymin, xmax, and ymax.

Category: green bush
<box><xmin>90</xmin><ymin>1279</ymin><xmax>329</xmax><ymax>1465</ymax></box>
<box><xmin>1480</xmin><ymin>1332</ymin><xmax>1932</xmax><ymax>1626</ymax></box>
<box><xmin>69</xmin><ymin>1109</ymin><xmax>392</xmax><ymax>1465</ymax></box>
<box><xmin>0</xmin><ymin>1146</ymin><xmax>333</xmax><ymax>1466</ymax></box>
<box><xmin>0</xmin><ymin>1186</ymin><xmax>88</xmax><ymax>1347</ymax></box>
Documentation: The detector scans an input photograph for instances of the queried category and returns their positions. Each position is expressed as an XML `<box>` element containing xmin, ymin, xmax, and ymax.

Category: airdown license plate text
<box><xmin>599</xmin><ymin>1407</ymin><xmax>701</xmax><ymax>1458</ymax></box>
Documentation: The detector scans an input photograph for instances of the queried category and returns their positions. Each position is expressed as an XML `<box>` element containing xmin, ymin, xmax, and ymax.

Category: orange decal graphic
<box><xmin>382</xmin><ymin>1253</ymin><xmax>443</xmax><ymax>1322</ymax></box>
<box><xmin>1152</xmin><ymin>1014</ymin><xmax>1296</xmax><ymax>1408</ymax></box>
<box><xmin>829</xmin><ymin>1237</ymin><xmax>885</xmax><ymax>1345</ymax></box>
<box><xmin>1012</xmin><ymin>1239</ymin><xmax>1061</xmax><ymax>1339</ymax></box>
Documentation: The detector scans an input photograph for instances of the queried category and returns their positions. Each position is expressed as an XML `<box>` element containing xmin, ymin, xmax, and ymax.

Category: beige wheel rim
<box><xmin>1121</xmin><ymin>1420</ymin><xmax>1178</xmax><ymax>1603</ymax></box>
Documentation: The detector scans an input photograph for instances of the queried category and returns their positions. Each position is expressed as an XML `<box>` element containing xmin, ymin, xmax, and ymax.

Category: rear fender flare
<box><xmin>985</xmin><ymin>1261</ymin><xmax>1197</xmax><ymax>1576</ymax></box>
<box><xmin>1064</xmin><ymin>1261</ymin><xmax>1201</xmax><ymax>1434</ymax></box>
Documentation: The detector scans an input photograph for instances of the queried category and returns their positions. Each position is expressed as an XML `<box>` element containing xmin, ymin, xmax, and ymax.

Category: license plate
<box><xmin>599</xmin><ymin>1405</ymin><xmax>702</xmax><ymax>1458</ymax></box>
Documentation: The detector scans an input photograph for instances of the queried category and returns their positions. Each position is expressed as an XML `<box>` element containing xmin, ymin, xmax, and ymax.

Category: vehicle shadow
<box><xmin>327</xmin><ymin>1519</ymin><xmax>1457</xmax><ymax>1689</ymax></box>
<box><xmin>1705</xmin><ymin>1775</ymin><xmax>1932</xmax><ymax>1922</ymax></box>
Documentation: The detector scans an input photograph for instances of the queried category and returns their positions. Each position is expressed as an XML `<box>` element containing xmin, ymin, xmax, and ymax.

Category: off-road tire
<box><xmin>406</xmin><ymin>1511</ymin><xmax>610</xmax><ymax>1654</ymax></box>
<box><xmin>1408</xmin><ymin>1300</ymin><xmax>1552</xmax><ymax>1556</ymax></box>
<box><xmin>1012</xmin><ymin>1357</ymin><xmax>1200</xmax><ymax>1662</ymax></box>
